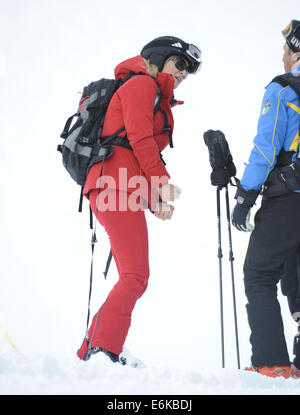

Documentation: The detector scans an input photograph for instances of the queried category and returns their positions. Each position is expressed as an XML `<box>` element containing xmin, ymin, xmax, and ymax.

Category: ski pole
<box><xmin>217</xmin><ymin>185</ymin><xmax>225</xmax><ymax>369</ymax></box>
<box><xmin>203</xmin><ymin>129</ymin><xmax>239</xmax><ymax>370</ymax></box>
<box><xmin>225</xmin><ymin>185</ymin><xmax>240</xmax><ymax>369</ymax></box>
<box><xmin>0</xmin><ymin>322</ymin><xmax>18</xmax><ymax>352</ymax></box>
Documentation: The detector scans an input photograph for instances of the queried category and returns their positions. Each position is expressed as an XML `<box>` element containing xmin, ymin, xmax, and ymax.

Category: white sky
<box><xmin>0</xmin><ymin>0</ymin><xmax>299</xmax><ymax>371</ymax></box>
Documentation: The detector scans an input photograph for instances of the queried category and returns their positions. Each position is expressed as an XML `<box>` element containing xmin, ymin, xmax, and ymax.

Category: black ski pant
<box><xmin>243</xmin><ymin>192</ymin><xmax>300</xmax><ymax>367</ymax></box>
<box><xmin>281</xmin><ymin>248</ymin><xmax>300</xmax><ymax>318</ymax></box>
<box><xmin>281</xmin><ymin>249</ymin><xmax>300</xmax><ymax>369</ymax></box>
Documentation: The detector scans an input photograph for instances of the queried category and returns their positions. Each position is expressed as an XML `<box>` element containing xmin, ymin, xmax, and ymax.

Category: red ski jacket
<box><xmin>83</xmin><ymin>55</ymin><xmax>182</xmax><ymax>208</ymax></box>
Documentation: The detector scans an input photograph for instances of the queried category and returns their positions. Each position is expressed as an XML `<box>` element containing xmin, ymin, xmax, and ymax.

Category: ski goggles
<box><xmin>186</xmin><ymin>43</ymin><xmax>202</xmax><ymax>73</ymax></box>
<box><xmin>187</xmin><ymin>43</ymin><xmax>201</xmax><ymax>60</ymax></box>
<box><xmin>168</xmin><ymin>46</ymin><xmax>202</xmax><ymax>74</ymax></box>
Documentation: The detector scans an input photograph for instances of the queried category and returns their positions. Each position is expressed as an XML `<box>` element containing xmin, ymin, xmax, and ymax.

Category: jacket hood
<box><xmin>114</xmin><ymin>55</ymin><xmax>183</xmax><ymax>105</ymax></box>
<box><xmin>114</xmin><ymin>55</ymin><xmax>149</xmax><ymax>79</ymax></box>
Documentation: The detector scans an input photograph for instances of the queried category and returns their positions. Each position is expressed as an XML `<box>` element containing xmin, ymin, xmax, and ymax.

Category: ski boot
<box><xmin>119</xmin><ymin>347</ymin><xmax>146</xmax><ymax>368</ymax></box>
<box><xmin>291</xmin><ymin>363</ymin><xmax>300</xmax><ymax>379</ymax></box>
<box><xmin>83</xmin><ymin>346</ymin><xmax>146</xmax><ymax>368</ymax></box>
<box><xmin>83</xmin><ymin>346</ymin><xmax>124</xmax><ymax>364</ymax></box>
<box><xmin>245</xmin><ymin>365</ymin><xmax>291</xmax><ymax>379</ymax></box>
<box><xmin>291</xmin><ymin>316</ymin><xmax>300</xmax><ymax>379</ymax></box>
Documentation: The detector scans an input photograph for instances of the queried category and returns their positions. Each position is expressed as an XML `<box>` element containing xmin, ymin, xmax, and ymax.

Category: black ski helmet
<box><xmin>141</xmin><ymin>36</ymin><xmax>202</xmax><ymax>74</ymax></box>
<box><xmin>282</xmin><ymin>20</ymin><xmax>300</xmax><ymax>53</ymax></box>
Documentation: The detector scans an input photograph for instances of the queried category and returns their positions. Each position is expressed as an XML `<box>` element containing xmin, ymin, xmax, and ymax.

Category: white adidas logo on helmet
<box><xmin>171</xmin><ymin>42</ymin><xmax>182</xmax><ymax>48</ymax></box>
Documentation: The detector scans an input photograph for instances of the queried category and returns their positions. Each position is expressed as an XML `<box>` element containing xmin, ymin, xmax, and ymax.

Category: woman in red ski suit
<box><xmin>77</xmin><ymin>36</ymin><xmax>201</xmax><ymax>364</ymax></box>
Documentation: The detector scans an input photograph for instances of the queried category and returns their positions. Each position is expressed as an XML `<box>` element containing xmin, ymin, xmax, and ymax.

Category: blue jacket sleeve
<box><xmin>240</xmin><ymin>82</ymin><xmax>288</xmax><ymax>191</ymax></box>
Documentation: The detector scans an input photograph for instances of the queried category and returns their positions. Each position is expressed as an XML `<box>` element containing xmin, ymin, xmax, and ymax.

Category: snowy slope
<box><xmin>1</xmin><ymin>338</ymin><xmax>300</xmax><ymax>396</ymax></box>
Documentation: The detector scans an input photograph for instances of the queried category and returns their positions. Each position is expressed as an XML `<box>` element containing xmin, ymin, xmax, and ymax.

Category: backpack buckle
<box><xmin>78</xmin><ymin>136</ymin><xmax>94</xmax><ymax>145</ymax></box>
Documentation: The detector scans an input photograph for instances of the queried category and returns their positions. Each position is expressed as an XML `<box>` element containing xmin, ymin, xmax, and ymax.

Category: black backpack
<box><xmin>57</xmin><ymin>73</ymin><xmax>170</xmax><ymax>196</ymax></box>
<box><xmin>58</xmin><ymin>78</ymin><xmax>120</xmax><ymax>187</ymax></box>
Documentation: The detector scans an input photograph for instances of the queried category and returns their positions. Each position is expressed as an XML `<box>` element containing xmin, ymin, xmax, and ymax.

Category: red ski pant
<box><xmin>77</xmin><ymin>189</ymin><xmax>150</xmax><ymax>358</ymax></box>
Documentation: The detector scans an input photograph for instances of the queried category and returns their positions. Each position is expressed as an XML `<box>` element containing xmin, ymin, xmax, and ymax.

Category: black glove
<box><xmin>231</xmin><ymin>179</ymin><xmax>260</xmax><ymax>232</ymax></box>
<box><xmin>203</xmin><ymin>130</ymin><xmax>236</xmax><ymax>187</ymax></box>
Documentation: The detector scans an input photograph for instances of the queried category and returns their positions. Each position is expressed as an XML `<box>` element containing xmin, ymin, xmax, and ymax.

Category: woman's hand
<box><xmin>159</xmin><ymin>183</ymin><xmax>182</xmax><ymax>202</ymax></box>
<box><xmin>152</xmin><ymin>201</ymin><xmax>175</xmax><ymax>221</ymax></box>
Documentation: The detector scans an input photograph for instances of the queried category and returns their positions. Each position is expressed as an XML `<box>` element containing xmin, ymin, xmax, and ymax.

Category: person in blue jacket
<box><xmin>231</xmin><ymin>20</ymin><xmax>300</xmax><ymax>379</ymax></box>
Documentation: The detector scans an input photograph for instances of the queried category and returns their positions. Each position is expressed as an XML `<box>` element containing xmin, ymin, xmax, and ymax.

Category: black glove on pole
<box><xmin>203</xmin><ymin>129</ymin><xmax>237</xmax><ymax>187</ymax></box>
<box><xmin>231</xmin><ymin>179</ymin><xmax>260</xmax><ymax>232</ymax></box>
<box><xmin>203</xmin><ymin>129</ymin><xmax>240</xmax><ymax>369</ymax></box>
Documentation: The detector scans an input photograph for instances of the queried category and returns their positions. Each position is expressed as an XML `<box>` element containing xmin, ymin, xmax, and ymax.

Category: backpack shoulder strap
<box><xmin>271</xmin><ymin>72</ymin><xmax>300</xmax><ymax>167</ymax></box>
<box><xmin>272</xmin><ymin>73</ymin><xmax>300</xmax><ymax>102</ymax></box>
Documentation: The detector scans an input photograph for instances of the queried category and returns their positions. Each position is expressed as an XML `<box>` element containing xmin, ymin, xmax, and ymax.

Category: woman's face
<box><xmin>161</xmin><ymin>55</ymin><xmax>189</xmax><ymax>89</ymax></box>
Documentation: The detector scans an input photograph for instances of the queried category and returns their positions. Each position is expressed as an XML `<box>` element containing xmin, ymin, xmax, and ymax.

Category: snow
<box><xmin>1</xmin><ymin>336</ymin><xmax>300</xmax><ymax>395</ymax></box>
<box><xmin>1</xmin><ymin>0</ymin><xmax>300</xmax><ymax>399</ymax></box>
